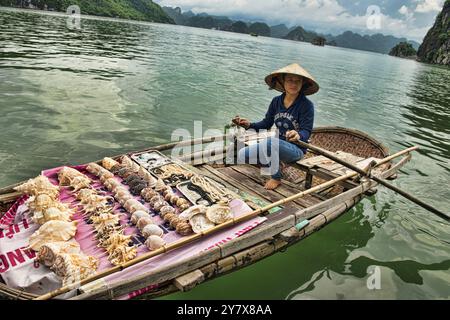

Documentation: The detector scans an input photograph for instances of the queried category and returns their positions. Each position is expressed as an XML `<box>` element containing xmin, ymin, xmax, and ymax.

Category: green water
<box><xmin>0</xmin><ymin>8</ymin><xmax>449</xmax><ymax>300</ymax></box>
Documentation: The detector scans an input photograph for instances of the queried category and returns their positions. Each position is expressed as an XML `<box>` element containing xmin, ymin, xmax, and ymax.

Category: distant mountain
<box><xmin>0</xmin><ymin>0</ymin><xmax>174</xmax><ymax>23</ymax></box>
<box><xmin>325</xmin><ymin>31</ymin><xmax>420</xmax><ymax>54</ymax></box>
<box><xmin>417</xmin><ymin>0</ymin><xmax>449</xmax><ymax>65</ymax></box>
<box><xmin>248</xmin><ymin>22</ymin><xmax>270</xmax><ymax>37</ymax></box>
<box><xmin>389</xmin><ymin>42</ymin><xmax>417</xmax><ymax>59</ymax></box>
<box><xmin>270</xmin><ymin>24</ymin><xmax>289</xmax><ymax>38</ymax></box>
<box><xmin>162</xmin><ymin>6</ymin><xmax>421</xmax><ymax>55</ymax></box>
<box><xmin>285</xmin><ymin>26</ymin><xmax>317</xmax><ymax>42</ymax></box>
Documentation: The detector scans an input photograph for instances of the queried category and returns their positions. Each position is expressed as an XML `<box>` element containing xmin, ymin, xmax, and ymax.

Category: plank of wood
<box><xmin>0</xmin><ymin>191</ymin><xmax>22</xmax><ymax>203</ymax></box>
<box><xmin>230</xmin><ymin>165</ymin><xmax>316</xmax><ymax>209</ymax></box>
<box><xmin>173</xmin><ymin>270</ymin><xmax>205</xmax><ymax>292</ymax></box>
<box><xmin>220</xmin><ymin>166</ymin><xmax>299</xmax><ymax>211</ymax></box>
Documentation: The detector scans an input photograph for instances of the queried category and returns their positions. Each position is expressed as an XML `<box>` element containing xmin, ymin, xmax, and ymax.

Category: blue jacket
<box><xmin>249</xmin><ymin>93</ymin><xmax>315</xmax><ymax>154</ymax></box>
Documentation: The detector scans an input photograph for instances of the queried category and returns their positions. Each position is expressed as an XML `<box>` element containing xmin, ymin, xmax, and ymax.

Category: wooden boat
<box><xmin>0</xmin><ymin>126</ymin><xmax>414</xmax><ymax>300</ymax></box>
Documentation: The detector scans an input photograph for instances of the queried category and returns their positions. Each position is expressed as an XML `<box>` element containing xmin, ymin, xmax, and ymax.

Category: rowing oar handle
<box><xmin>293</xmin><ymin>139</ymin><xmax>449</xmax><ymax>221</ymax></box>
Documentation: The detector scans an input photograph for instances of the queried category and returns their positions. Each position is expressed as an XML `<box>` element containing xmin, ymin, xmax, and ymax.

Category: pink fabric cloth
<box><xmin>0</xmin><ymin>164</ymin><xmax>266</xmax><ymax>299</ymax></box>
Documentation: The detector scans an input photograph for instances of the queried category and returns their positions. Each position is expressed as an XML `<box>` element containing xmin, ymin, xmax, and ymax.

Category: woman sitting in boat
<box><xmin>232</xmin><ymin>63</ymin><xmax>319</xmax><ymax>190</ymax></box>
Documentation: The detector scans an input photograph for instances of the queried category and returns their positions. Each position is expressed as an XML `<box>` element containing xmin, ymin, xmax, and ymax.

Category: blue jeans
<box><xmin>237</xmin><ymin>137</ymin><xmax>304</xmax><ymax>180</ymax></box>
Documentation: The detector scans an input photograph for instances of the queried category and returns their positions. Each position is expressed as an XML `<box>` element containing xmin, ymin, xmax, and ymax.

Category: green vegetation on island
<box><xmin>417</xmin><ymin>0</ymin><xmax>449</xmax><ymax>65</ymax></box>
<box><xmin>0</xmin><ymin>0</ymin><xmax>174</xmax><ymax>24</ymax></box>
<box><xmin>389</xmin><ymin>42</ymin><xmax>417</xmax><ymax>59</ymax></box>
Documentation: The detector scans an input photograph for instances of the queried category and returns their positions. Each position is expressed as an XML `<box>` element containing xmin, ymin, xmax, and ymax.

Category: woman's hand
<box><xmin>232</xmin><ymin>116</ymin><xmax>250</xmax><ymax>129</ymax></box>
<box><xmin>286</xmin><ymin>130</ymin><xmax>300</xmax><ymax>142</ymax></box>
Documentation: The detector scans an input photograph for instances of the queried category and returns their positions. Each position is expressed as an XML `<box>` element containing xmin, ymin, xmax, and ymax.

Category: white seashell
<box><xmin>14</xmin><ymin>175</ymin><xmax>59</xmax><ymax>199</ymax></box>
<box><xmin>205</xmin><ymin>204</ymin><xmax>233</xmax><ymax>224</ymax></box>
<box><xmin>120</xmin><ymin>156</ymin><xmax>134</xmax><ymax>169</ymax></box>
<box><xmin>102</xmin><ymin>157</ymin><xmax>119</xmax><ymax>170</ymax></box>
<box><xmin>145</xmin><ymin>235</ymin><xmax>165</xmax><ymax>251</ymax></box>
<box><xmin>154</xmin><ymin>179</ymin><xmax>166</xmax><ymax>192</ymax></box>
<box><xmin>137</xmin><ymin>216</ymin><xmax>154</xmax><ymax>231</ymax></box>
<box><xmin>86</xmin><ymin>163</ymin><xmax>103</xmax><ymax>176</ymax></box>
<box><xmin>179</xmin><ymin>205</ymin><xmax>206</xmax><ymax>221</ymax></box>
<box><xmin>29</xmin><ymin>220</ymin><xmax>78</xmax><ymax>251</ymax></box>
<box><xmin>130</xmin><ymin>210</ymin><xmax>150</xmax><ymax>225</ymax></box>
<box><xmin>37</xmin><ymin>241</ymin><xmax>80</xmax><ymax>267</ymax></box>
<box><xmin>51</xmin><ymin>253</ymin><xmax>98</xmax><ymax>280</ymax></box>
<box><xmin>142</xmin><ymin>224</ymin><xmax>164</xmax><ymax>238</ymax></box>
<box><xmin>189</xmin><ymin>213</ymin><xmax>215</xmax><ymax>234</ymax></box>
<box><xmin>98</xmin><ymin>170</ymin><xmax>114</xmax><ymax>180</ymax></box>
<box><xmin>104</xmin><ymin>178</ymin><xmax>120</xmax><ymax>191</ymax></box>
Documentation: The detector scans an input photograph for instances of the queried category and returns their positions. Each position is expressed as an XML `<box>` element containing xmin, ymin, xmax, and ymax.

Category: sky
<box><xmin>153</xmin><ymin>0</ymin><xmax>446</xmax><ymax>42</ymax></box>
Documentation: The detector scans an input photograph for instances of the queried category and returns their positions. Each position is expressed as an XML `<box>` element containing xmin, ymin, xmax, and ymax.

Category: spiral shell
<box><xmin>159</xmin><ymin>205</ymin><xmax>175</xmax><ymax>218</ymax></box>
<box><xmin>14</xmin><ymin>175</ymin><xmax>59</xmax><ymax>199</ymax></box>
<box><xmin>145</xmin><ymin>235</ymin><xmax>165</xmax><ymax>251</ymax></box>
<box><xmin>176</xmin><ymin>198</ymin><xmax>189</xmax><ymax>207</ymax></box>
<box><xmin>104</xmin><ymin>178</ymin><xmax>121</xmax><ymax>191</ymax></box>
<box><xmin>153</xmin><ymin>200</ymin><xmax>167</xmax><ymax>212</ymax></box>
<box><xmin>131</xmin><ymin>210</ymin><xmax>150</xmax><ymax>225</ymax></box>
<box><xmin>37</xmin><ymin>241</ymin><xmax>80</xmax><ymax>267</ymax></box>
<box><xmin>176</xmin><ymin>222</ymin><xmax>193</xmax><ymax>236</ymax></box>
<box><xmin>102</xmin><ymin>157</ymin><xmax>119</xmax><ymax>170</ymax></box>
<box><xmin>142</xmin><ymin>224</ymin><xmax>164</xmax><ymax>238</ymax></box>
<box><xmin>149</xmin><ymin>195</ymin><xmax>163</xmax><ymax>206</ymax></box>
<box><xmin>137</xmin><ymin>216</ymin><xmax>154</xmax><ymax>231</ymax></box>
<box><xmin>141</xmin><ymin>188</ymin><xmax>158</xmax><ymax>202</ymax></box>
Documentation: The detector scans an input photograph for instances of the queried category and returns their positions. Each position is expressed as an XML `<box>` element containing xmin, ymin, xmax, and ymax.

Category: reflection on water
<box><xmin>0</xmin><ymin>8</ymin><xmax>449</xmax><ymax>300</ymax></box>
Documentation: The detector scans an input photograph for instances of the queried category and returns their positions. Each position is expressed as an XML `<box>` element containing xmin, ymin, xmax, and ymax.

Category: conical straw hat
<box><xmin>265</xmin><ymin>63</ymin><xmax>319</xmax><ymax>95</ymax></box>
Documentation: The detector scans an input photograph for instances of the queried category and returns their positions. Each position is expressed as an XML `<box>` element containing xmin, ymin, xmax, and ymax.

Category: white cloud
<box><xmin>155</xmin><ymin>0</ymin><xmax>437</xmax><ymax>41</ymax></box>
<box><xmin>415</xmin><ymin>0</ymin><xmax>444</xmax><ymax>13</ymax></box>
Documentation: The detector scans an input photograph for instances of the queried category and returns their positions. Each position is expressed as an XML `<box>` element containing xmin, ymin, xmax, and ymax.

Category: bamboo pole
<box><xmin>35</xmin><ymin>146</ymin><xmax>413</xmax><ymax>300</ymax></box>
<box><xmin>293</xmin><ymin>140</ymin><xmax>449</xmax><ymax>221</ymax></box>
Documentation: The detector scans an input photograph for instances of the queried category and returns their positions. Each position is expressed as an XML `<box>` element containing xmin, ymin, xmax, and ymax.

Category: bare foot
<box><xmin>264</xmin><ymin>179</ymin><xmax>281</xmax><ymax>190</ymax></box>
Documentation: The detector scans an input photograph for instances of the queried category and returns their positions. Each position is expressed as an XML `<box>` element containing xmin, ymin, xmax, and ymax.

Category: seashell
<box><xmin>29</xmin><ymin>220</ymin><xmax>78</xmax><ymax>251</ymax></box>
<box><xmin>163</xmin><ymin>212</ymin><xmax>177</xmax><ymax>223</ymax></box>
<box><xmin>112</xmin><ymin>184</ymin><xmax>128</xmax><ymax>195</ymax></box>
<box><xmin>141</xmin><ymin>188</ymin><xmax>158</xmax><ymax>202</ymax></box>
<box><xmin>117</xmin><ymin>167</ymin><xmax>130</xmax><ymax>178</ymax></box>
<box><xmin>124</xmin><ymin>174</ymin><xmax>141</xmax><ymax>185</ymax></box>
<box><xmin>98</xmin><ymin>170</ymin><xmax>114</xmax><ymax>180</ymax></box>
<box><xmin>176</xmin><ymin>198</ymin><xmax>189</xmax><ymax>207</ymax></box>
<box><xmin>137</xmin><ymin>216</ymin><xmax>154</xmax><ymax>231</ymax></box>
<box><xmin>142</xmin><ymin>224</ymin><xmax>164</xmax><ymax>238</ymax></box>
<box><xmin>131</xmin><ymin>162</ymin><xmax>140</xmax><ymax>173</ymax></box>
<box><xmin>178</xmin><ymin>203</ymin><xmax>190</xmax><ymax>212</ymax></box>
<box><xmin>104</xmin><ymin>178</ymin><xmax>120</xmax><ymax>191</ymax></box>
<box><xmin>58</xmin><ymin>167</ymin><xmax>82</xmax><ymax>186</ymax></box>
<box><xmin>176</xmin><ymin>222</ymin><xmax>193</xmax><ymax>236</ymax></box>
<box><xmin>149</xmin><ymin>195</ymin><xmax>163</xmax><ymax>206</ymax></box>
<box><xmin>70</xmin><ymin>175</ymin><xmax>91</xmax><ymax>192</ymax></box>
<box><xmin>29</xmin><ymin>193</ymin><xmax>55</xmax><ymax>213</ymax></box>
<box><xmin>145</xmin><ymin>235</ymin><xmax>165</xmax><ymax>251</ymax></box>
<box><xmin>102</xmin><ymin>157</ymin><xmax>119</xmax><ymax>170</ymax></box>
<box><xmin>153</xmin><ymin>200</ymin><xmax>167</xmax><ymax>212</ymax></box>
<box><xmin>100</xmin><ymin>232</ymin><xmax>131</xmax><ymax>249</ymax></box>
<box><xmin>169</xmin><ymin>194</ymin><xmax>180</xmax><ymax>205</ymax></box>
<box><xmin>138</xmin><ymin>167</ymin><xmax>156</xmax><ymax>185</ymax></box>
<box><xmin>91</xmin><ymin>213</ymin><xmax>120</xmax><ymax>229</ymax></box>
<box><xmin>131</xmin><ymin>210</ymin><xmax>150</xmax><ymax>225</ymax></box>
<box><xmin>128</xmin><ymin>201</ymin><xmax>148</xmax><ymax>214</ymax></box>
<box><xmin>76</xmin><ymin>188</ymin><xmax>97</xmax><ymax>202</ymax></box>
<box><xmin>117</xmin><ymin>193</ymin><xmax>133</xmax><ymax>206</ymax></box>
<box><xmin>37</xmin><ymin>241</ymin><xmax>80</xmax><ymax>267</ymax></box>
<box><xmin>179</xmin><ymin>205</ymin><xmax>206</xmax><ymax>221</ymax></box>
<box><xmin>169</xmin><ymin>216</ymin><xmax>181</xmax><ymax>228</ymax></box>
<box><xmin>189</xmin><ymin>214</ymin><xmax>215</xmax><ymax>234</ymax></box>
<box><xmin>51</xmin><ymin>253</ymin><xmax>98</xmax><ymax>281</ymax></box>
<box><xmin>110</xmin><ymin>164</ymin><xmax>122</xmax><ymax>175</ymax></box>
<box><xmin>154</xmin><ymin>179</ymin><xmax>166</xmax><ymax>192</ymax></box>
<box><xmin>205</xmin><ymin>203</ymin><xmax>233</xmax><ymax>224</ymax></box>
<box><xmin>86</xmin><ymin>163</ymin><xmax>104</xmax><ymax>176</ymax></box>
<box><xmin>130</xmin><ymin>183</ymin><xmax>147</xmax><ymax>196</ymax></box>
<box><xmin>14</xmin><ymin>175</ymin><xmax>59</xmax><ymax>199</ymax></box>
<box><xmin>159</xmin><ymin>205</ymin><xmax>175</xmax><ymax>218</ymax></box>
<box><xmin>35</xmin><ymin>207</ymin><xmax>72</xmax><ymax>224</ymax></box>
<box><xmin>109</xmin><ymin>245</ymin><xmax>137</xmax><ymax>266</ymax></box>
<box><xmin>164</xmin><ymin>192</ymin><xmax>174</xmax><ymax>202</ymax></box>
<box><xmin>120</xmin><ymin>155</ymin><xmax>134</xmax><ymax>169</ymax></box>
<box><xmin>162</xmin><ymin>187</ymin><xmax>172</xmax><ymax>197</ymax></box>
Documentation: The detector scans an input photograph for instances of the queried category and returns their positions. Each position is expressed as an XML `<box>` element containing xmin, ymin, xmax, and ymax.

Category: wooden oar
<box><xmin>293</xmin><ymin>139</ymin><xmax>449</xmax><ymax>221</ymax></box>
<box><xmin>34</xmin><ymin>145</ymin><xmax>414</xmax><ymax>300</ymax></box>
